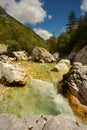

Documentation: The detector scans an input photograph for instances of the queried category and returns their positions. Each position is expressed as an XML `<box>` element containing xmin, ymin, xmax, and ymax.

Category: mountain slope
<box><xmin>0</xmin><ymin>6</ymin><xmax>47</xmax><ymax>55</ymax></box>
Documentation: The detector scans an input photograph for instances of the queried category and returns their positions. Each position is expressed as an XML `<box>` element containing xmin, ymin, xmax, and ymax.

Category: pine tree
<box><xmin>66</xmin><ymin>11</ymin><xmax>78</xmax><ymax>31</ymax></box>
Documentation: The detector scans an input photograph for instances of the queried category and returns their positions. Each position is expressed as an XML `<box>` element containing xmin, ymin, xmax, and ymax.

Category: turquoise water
<box><xmin>0</xmin><ymin>78</ymin><xmax>73</xmax><ymax>117</ymax></box>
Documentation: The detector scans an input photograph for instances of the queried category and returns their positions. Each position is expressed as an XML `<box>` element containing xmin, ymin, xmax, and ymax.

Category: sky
<box><xmin>0</xmin><ymin>0</ymin><xmax>87</xmax><ymax>40</ymax></box>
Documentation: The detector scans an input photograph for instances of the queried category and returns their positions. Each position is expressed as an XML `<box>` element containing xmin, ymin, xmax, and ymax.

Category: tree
<box><xmin>56</xmin><ymin>32</ymin><xmax>70</xmax><ymax>55</ymax></box>
<box><xmin>66</xmin><ymin>11</ymin><xmax>78</xmax><ymax>32</ymax></box>
<box><xmin>46</xmin><ymin>35</ymin><xmax>57</xmax><ymax>53</ymax></box>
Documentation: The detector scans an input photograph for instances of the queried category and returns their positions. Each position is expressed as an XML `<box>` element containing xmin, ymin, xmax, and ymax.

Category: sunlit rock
<box><xmin>51</xmin><ymin>59</ymin><xmax>71</xmax><ymax>73</ymax></box>
<box><xmin>61</xmin><ymin>62</ymin><xmax>87</xmax><ymax>105</ymax></box>
<box><xmin>0</xmin><ymin>61</ymin><xmax>28</xmax><ymax>86</ymax></box>
<box><xmin>31</xmin><ymin>47</ymin><xmax>56</xmax><ymax>63</ymax></box>
<box><xmin>60</xmin><ymin>62</ymin><xmax>87</xmax><ymax>123</ymax></box>
<box><xmin>13</xmin><ymin>51</ymin><xmax>29</xmax><ymax>61</ymax></box>
<box><xmin>0</xmin><ymin>55</ymin><xmax>10</xmax><ymax>63</ymax></box>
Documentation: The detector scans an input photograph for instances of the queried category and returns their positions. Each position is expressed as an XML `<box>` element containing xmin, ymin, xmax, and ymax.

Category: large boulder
<box><xmin>51</xmin><ymin>59</ymin><xmax>71</xmax><ymax>73</ymax></box>
<box><xmin>0</xmin><ymin>55</ymin><xmax>16</xmax><ymax>63</ymax></box>
<box><xmin>74</xmin><ymin>46</ymin><xmax>87</xmax><ymax>65</ymax></box>
<box><xmin>60</xmin><ymin>62</ymin><xmax>87</xmax><ymax>105</ymax></box>
<box><xmin>24</xmin><ymin>115</ymin><xmax>53</xmax><ymax>130</ymax></box>
<box><xmin>13</xmin><ymin>51</ymin><xmax>29</xmax><ymax>61</ymax></box>
<box><xmin>31</xmin><ymin>47</ymin><xmax>56</xmax><ymax>63</ymax></box>
<box><xmin>43</xmin><ymin>114</ymin><xmax>87</xmax><ymax>130</ymax></box>
<box><xmin>0</xmin><ymin>61</ymin><xmax>28</xmax><ymax>86</ymax></box>
<box><xmin>0</xmin><ymin>114</ymin><xmax>28</xmax><ymax>130</ymax></box>
<box><xmin>0</xmin><ymin>44</ymin><xmax>8</xmax><ymax>54</ymax></box>
<box><xmin>0</xmin><ymin>55</ymin><xmax>10</xmax><ymax>63</ymax></box>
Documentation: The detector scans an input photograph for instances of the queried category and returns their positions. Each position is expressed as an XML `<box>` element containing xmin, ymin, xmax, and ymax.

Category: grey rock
<box><xmin>74</xmin><ymin>46</ymin><xmax>87</xmax><ymax>65</ymax></box>
<box><xmin>13</xmin><ymin>51</ymin><xmax>29</xmax><ymax>61</ymax></box>
<box><xmin>0</xmin><ymin>113</ymin><xmax>87</xmax><ymax>130</ymax></box>
<box><xmin>51</xmin><ymin>59</ymin><xmax>70</xmax><ymax>73</ymax></box>
<box><xmin>0</xmin><ymin>113</ymin><xmax>28</xmax><ymax>130</ymax></box>
<box><xmin>43</xmin><ymin>114</ymin><xmax>87</xmax><ymax>130</ymax></box>
<box><xmin>31</xmin><ymin>47</ymin><xmax>56</xmax><ymax>63</ymax></box>
<box><xmin>61</xmin><ymin>62</ymin><xmax>87</xmax><ymax>105</ymax></box>
<box><xmin>0</xmin><ymin>55</ymin><xmax>10</xmax><ymax>63</ymax></box>
<box><xmin>24</xmin><ymin>115</ymin><xmax>53</xmax><ymax>130</ymax></box>
<box><xmin>0</xmin><ymin>44</ymin><xmax>8</xmax><ymax>54</ymax></box>
<box><xmin>0</xmin><ymin>61</ymin><xmax>28</xmax><ymax>86</ymax></box>
<box><xmin>0</xmin><ymin>55</ymin><xmax>16</xmax><ymax>63</ymax></box>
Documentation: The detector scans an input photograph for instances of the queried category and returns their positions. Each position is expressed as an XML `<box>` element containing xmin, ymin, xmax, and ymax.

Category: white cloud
<box><xmin>34</xmin><ymin>28</ymin><xmax>53</xmax><ymax>40</ymax></box>
<box><xmin>48</xmin><ymin>15</ymin><xmax>52</xmax><ymax>19</ymax></box>
<box><xmin>81</xmin><ymin>0</ymin><xmax>87</xmax><ymax>12</ymax></box>
<box><xmin>0</xmin><ymin>0</ymin><xmax>47</xmax><ymax>24</ymax></box>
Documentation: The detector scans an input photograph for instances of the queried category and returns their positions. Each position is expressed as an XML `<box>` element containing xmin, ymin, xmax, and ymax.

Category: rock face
<box><xmin>13</xmin><ymin>51</ymin><xmax>29</xmax><ymax>61</ymax></box>
<box><xmin>68</xmin><ymin>52</ymin><xmax>76</xmax><ymax>62</ymax></box>
<box><xmin>0</xmin><ymin>61</ymin><xmax>28</xmax><ymax>86</ymax></box>
<box><xmin>31</xmin><ymin>47</ymin><xmax>56</xmax><ymax>63</ymax></box>
<box><xmin>74</xmin><ymin>46</ymin><xmax>87</xmax><ymax>65</ymax></box>
<box><xmin>0</xmin><ymin>44</ymin><xmax>8</xmax><ymax>54</ymax></box>
<box><xmin>61</xmin><ymin>62</ymin><xmax>87</xmax><ymax>105</ymax></box>
<box><xmin>51</xmin><ymin>59</ymin><xmax>70</xmax><ymax>73</ymax></box>
<box><xmin>0</xmin><ymin>114</ymin><xmax>27</xmax><ymax>130</ymax></box>
<box><xmin>43</xmin><ymin>114</ymin><xmax>87</xmax><ymax>130</ymax></box>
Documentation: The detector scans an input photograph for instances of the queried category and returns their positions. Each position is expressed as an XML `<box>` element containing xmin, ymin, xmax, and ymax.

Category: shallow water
<box><xmin>0</xmin><ymin>78</ymin><xmax>73</xmax><ymax>117</ymax></box>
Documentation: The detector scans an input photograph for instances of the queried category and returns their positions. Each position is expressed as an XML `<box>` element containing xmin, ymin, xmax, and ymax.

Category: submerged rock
<box><xmin>31</xmin><ymin>47</ymin><xmax>56</xmax><ymax>63</ymax></box>
<box><xmin>13</xmin><ymin>51</ymin><xmax>29</xmax><ymax>61</ymax></box>
<box><xmin>0</xmin><ymin>61</ymin><xmax>28</xmax><ymax>86</ymax></box>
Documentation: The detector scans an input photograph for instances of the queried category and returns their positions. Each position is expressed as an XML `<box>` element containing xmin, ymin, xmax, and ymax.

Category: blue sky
<box><xmin>32</xmin><ymin>0</ymin><xmax>82</xmax><ymax>36</ymax></box>
<box><xmin>0</xmin><ymin>0</ymin><xmax>86</xmax><ymax>40</ymax></box>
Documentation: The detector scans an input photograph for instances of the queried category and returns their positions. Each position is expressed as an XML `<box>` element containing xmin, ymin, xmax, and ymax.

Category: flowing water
<box><xmin>0</xmin><ymin>77</ymin><xmax>73</xmax><ymax>117</ymax></box>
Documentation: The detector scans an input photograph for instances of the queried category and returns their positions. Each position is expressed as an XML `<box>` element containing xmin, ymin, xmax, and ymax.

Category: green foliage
<box><xmin>46</xmin><ymin>35</ymin><xmax>58</xmax><ymax>53</ymax></box>
<box><xmin>7</xmin><ymin>40</ymin><xmax>21</xmax><ymax>56</ymax></box>
<box><xmin>0</xmin><ymin>7</ymin><xmax>48</xmax><ymax>56</ymax></box>
<box><xmin>55</xmin><ymin>32</ymin><xmax>71</xmax><ymax>55</ymax></box>
<box><xmin>55</xmin><ymin>12</ymin><xmax>87</xmax><ymax>56</ymax></box>
<box><xmin>66</xmin><ymin>11</ymin><xmax>78</xmax><ymax>32</ymax></box>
